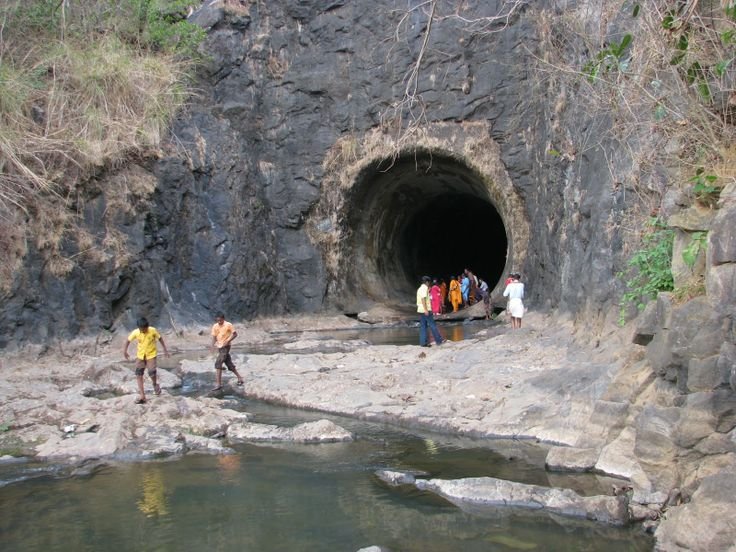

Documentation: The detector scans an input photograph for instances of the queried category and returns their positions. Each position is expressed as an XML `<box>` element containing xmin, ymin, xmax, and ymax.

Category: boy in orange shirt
<box><xmin>211</xmin><ymin>312</ymin><xmax>244</xmax><ymax>390</ymax></box>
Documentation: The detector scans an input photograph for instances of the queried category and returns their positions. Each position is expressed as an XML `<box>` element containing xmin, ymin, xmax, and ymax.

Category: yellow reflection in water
<box><xmin>137</xmin><ymin>468</ymin><xmax>169</xmax><ymax>518</ymax></box>
<box><xmin>424</xmin><ymin>438</ymin><xmax>440</xmax><ymax>455</ymax></box>
<box><xmin>217</xmin><ymin>454</ymin><xmax>241</xmax><ymax>483</ymax></box>
<box><xmin>446</xmin><ymin>325</ymin><xmax>464</xmax><ymax>342</ymax></box>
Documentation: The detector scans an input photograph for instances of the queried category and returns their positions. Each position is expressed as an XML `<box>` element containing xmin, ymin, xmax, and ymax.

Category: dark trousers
<box><xmin>215</xmin><ymin>346</ymin><xmax>235</xmax><ymax>371</ymax></box>
<box><xmin>419</xmin><ymin>313</ymin><xmax>443</xmax><ymax>346</ymax></box>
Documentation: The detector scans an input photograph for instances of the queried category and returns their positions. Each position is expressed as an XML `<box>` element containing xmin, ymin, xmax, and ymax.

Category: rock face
<box><xmin>0</xmin><ymin>0</ymin><xmax>657</xmax><ymax>341</ymax></box>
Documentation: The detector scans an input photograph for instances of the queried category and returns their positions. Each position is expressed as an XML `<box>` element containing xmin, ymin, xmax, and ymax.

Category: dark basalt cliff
<box><xmin>2</xmin><ymin>0</ymin><xmax>621</xmax><ymax>341</ymax></box>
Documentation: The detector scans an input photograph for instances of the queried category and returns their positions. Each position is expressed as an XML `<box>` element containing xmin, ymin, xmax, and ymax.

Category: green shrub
<box><xmin>619</xmin><ymin>217</ymin><xmax>675</xmax><ymax>324</ymax></box>
<box><xmin>689</xmin><ymin>169</ymin><xmax>722</xmax><ymax>208</ymax></box>
<box><xmin>144</xmin><ymin>0</ymin><xmax>207</xmax><ymax>57</ymax></box>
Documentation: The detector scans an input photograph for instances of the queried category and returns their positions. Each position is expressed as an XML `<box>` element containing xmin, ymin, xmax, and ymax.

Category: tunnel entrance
<box><xmin>345</xmin><ymin>152</ymin><xmax>510</xmax><ymax>306</ymax></box>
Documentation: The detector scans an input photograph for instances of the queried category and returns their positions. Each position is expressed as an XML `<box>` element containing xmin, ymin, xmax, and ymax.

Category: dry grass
<box><xmin>0</xmin><ymin>9</ymin><xmax>192</xmax><ymax>291</ymax></box>
<box><xmin>534</xmin><ymin>1</ymin><xmax>735</xmax><ymax>188</ymax></box>
<box><xmin>0</xmin><ymin>35</ymin><xmax>187</xmax><ymax>208</ymax></box>
<box><xmin>223</xmin><ymin>0</ymin><xmax>253</xmax><ymax>17</ymax></box>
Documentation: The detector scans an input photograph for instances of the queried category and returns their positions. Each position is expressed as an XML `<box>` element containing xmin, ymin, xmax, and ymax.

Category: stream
<box><xmin>0</xmin><ymin>322</ymin><xmax>654</xmax><ymax>551</ymax></box>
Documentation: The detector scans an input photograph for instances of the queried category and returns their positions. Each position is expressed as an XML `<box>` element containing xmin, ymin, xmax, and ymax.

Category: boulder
<box><xmin>632</xmin><ymin>301</ymin><xmax>658</xmax><ymax>346</ymax></box>
<box><xmin>357</xmin><ymin>306</ymin><xmax>409</xmax><ymax>324</ymax></box>
<box><xmin>686</xmin><ymin>355</ymin><xmax>727</xmax><ymax>392</ymax></box>
<box><xmin>655</xmin><ymin>470</ymin><xmax>736</xmax><ymax>552</ymax></box>
<box><xmin>374</xmin><ymin>469</ymin><xmax>428</xmax><ymax>486</ymax></box>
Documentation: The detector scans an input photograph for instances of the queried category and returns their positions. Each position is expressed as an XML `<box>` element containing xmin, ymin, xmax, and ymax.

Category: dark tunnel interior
<box><xmin>402</xmin><ymin>194</ymin><xmax>508</xmax><ymax>287</ymax></box>
<box><xmin>344</xmin><ymin>152</ymin><xmax>510</xmax><ymax>307</ymax></box>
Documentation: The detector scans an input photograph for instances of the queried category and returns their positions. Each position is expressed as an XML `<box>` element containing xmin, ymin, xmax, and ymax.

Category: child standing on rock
<box><xmin>211</xmin><ymin>312</ymin><xmax>245</xmax><ymax>391</ymax></box>
<box><xmin>123</xmin><ymin>317</ymin><xmax>170</xmax><ymax>404</ymax></box>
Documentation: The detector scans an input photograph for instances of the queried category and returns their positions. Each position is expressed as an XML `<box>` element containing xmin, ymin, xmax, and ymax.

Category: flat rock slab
<box><xmin>227</xmin><ymin>419</ymin><xmax>353</xmax><ymax>444</ymax></box>
<box><xmin>546</xmin><ymin>446</ymin><xmax>600</xmax><ymax>472</ymax></box>
<box><xmin>414</xmin><ymin>476</ymin><xmax>629</xmax><ymax>525</ymax></box>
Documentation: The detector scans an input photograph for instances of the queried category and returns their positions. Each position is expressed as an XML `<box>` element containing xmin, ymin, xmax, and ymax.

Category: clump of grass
<box><xmin>0</xmin><ymin>1</ymin><xmax>200</xmax><ymax>290</ymax></box>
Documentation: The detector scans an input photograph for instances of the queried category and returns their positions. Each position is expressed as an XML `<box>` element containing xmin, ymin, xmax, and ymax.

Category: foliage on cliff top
<box><xmin>0</xmin><ymin>0</ymin><xmax>203</xmax><ymax>290</ymax></box>
<box><xmin>532</xmin><ymin>0</ymin><xmax>735</xmax><ymax>317</ymax></box>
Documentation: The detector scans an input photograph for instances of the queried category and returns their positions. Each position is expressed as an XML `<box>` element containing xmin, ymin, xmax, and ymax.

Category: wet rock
<box><xmin>289</xmin><ymin>419</ymin><xmax>353</xmax><ymax>442</ymax></box>
<box><xmin>375</xmin><ymin>470</ymin><xmax>426</xmax><ymax>487</ymax></box>
<box><xmin>132</xmin><ymin>427</ymin><xmax>186</xmax><ymax>459</ymax></box>
<box><xmin>414</xmin><ymin>477</ymin><xmax>630</xmax><ymax>525</ymax></box>
<box><xmin>183</xmin><ymin>434</ymin><xmax>233</xmax><ymax>455</ymax></box>
<box><xmin>0</xmin><ymin>455</ymin><xmax>28</xmax><ymax>464</ymax></box>
<box><xmin>227</xmin><ymin>419</ymin><xmax>353</xmax><ymax>444</ymax></box>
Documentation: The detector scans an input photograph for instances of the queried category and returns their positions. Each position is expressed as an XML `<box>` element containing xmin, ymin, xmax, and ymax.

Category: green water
<box><xmin>0</xmin><ymin>402</ymin><xmax>652</xmax><ymax>552</ymax></box>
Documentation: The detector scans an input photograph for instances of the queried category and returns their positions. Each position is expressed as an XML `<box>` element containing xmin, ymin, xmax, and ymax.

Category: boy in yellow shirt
<box><xmin>123</xmin><ymin>317</ymin><xmax>170</xmax><ymax>404</ymax></box>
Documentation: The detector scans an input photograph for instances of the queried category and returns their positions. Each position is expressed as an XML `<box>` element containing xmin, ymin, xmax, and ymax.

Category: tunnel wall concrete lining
<box><xmin>309</xmin><ymin>122</ymin><xmax>530</xmax><ymax>312</ymax></box>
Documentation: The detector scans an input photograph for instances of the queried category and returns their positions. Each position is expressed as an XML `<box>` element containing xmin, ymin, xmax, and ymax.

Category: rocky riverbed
<box><xmin>1</xmin><ymin>312</ymin><xmax>734</xmax><ymax>551</ymax></box>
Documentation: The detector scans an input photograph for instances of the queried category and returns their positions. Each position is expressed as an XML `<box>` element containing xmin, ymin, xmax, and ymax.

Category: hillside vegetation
<box><xmin>0</xmin><ymin>0</ymin><xmax>203</xmax><ymax>289</ymax></box>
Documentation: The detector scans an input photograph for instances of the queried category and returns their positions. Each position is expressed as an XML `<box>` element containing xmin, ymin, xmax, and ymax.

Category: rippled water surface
<box><xmin>0</xmin><ymin>400</ymin><xmax>652</xmax><ymax>552</ymax></box>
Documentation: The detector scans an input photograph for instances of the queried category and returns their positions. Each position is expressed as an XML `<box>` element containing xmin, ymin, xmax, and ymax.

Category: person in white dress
<box><xmin>503</xmin><ymin>273</ymin><xmax>525</xmax><ymax>329</ymax></box>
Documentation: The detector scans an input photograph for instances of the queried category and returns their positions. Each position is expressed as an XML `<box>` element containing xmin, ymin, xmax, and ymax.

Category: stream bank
<box><xmin>1</xmin><ymin>311</ymin><xmax>734</xmax><ymax>550</ymax></box>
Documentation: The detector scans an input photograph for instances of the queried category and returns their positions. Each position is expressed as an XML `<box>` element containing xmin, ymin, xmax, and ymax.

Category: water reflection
<box><xmin>0</xmin><ymin>403</ymin><xmax>654</xmax><ymax>552</ymax></box>
<box><xmin>445</xmin><ymin>324</ymin><xmax>465</xmax><ymax>342</ymax></box>
<box><xmin>137</xmin><ymin>467</ymin><xmax>169</xmax><ymax>518</ymax></box>
<box><xmin>216</xmin><ymin>454</ymin><xmax>241</xmax><ymax>484</ymax></box>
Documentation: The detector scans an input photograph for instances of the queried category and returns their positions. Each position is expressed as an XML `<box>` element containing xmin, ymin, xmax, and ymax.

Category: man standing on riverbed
<box><xmin>123</xmin><ymin>317</ymin><xmax>170</xmax><ymax>404</ymax></box>
<box><xmin>211</xmin><ymin>312</ymin><xmax>245</xmax><ymax>390</ymax></box>
<box><xmin>417</xmin><ymin>276</ymin><xmax>444</xmax><ymax>347</ymax></box>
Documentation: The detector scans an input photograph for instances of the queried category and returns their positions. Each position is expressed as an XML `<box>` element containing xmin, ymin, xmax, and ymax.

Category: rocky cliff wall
<box><xmin>1</xmin><ymin>0</ymin><xmax>622</xmax><ymax>341</ymax></box>
<box><xmin>1</xmin><ymin>0</ymin><xmax>734</xmax><ymax>358</ymax></box>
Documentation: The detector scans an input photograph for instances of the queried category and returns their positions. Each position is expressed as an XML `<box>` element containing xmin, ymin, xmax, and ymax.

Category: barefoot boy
<box><xmin>123</xmin><ymin>317</ymin><xmax>170</xmax><ymax>404</ymax></box>
<box><xmin>211</xmin><ymin>312</ymin><xmax>244</xmax><ymax>390</ymax></box>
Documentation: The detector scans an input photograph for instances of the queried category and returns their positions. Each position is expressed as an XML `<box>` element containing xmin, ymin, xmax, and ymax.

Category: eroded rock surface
<box><xmin>227</xmin><ymin>419</ymin><xmax>353</xmax><ymax>444</ymax></box>
<box><xmin>414</xmin><ymin>476</ymin><xmax>629</xmax><ymax>525</ymax></box>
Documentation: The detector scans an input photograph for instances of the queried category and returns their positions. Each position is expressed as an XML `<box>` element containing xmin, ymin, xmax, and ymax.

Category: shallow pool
<box><xmin>0</xmin><ymin>400</ymin><xmax>653</xmax><ymax>551</ymax></box>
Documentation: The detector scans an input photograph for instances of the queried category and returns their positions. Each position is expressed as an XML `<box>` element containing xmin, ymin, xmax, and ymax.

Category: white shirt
<box><xmin>503</xmin><ymin>281</ymin><xmax>524</xmax><ymax>300</ymax></box>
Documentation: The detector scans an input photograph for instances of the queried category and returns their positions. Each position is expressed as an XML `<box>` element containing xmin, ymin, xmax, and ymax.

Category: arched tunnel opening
<box><xmin>343</xmin><ymin>151</ymin><xmax>511</xmax><ymax>308</ymax></box>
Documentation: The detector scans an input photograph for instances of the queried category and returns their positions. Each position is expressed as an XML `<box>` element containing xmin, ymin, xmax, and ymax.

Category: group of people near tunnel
<box><xmin>425</xmin><ymin>269</ymin><xmax>493</xmax><ymax>319</ymax></box>
<box><xmin>417</xmin><ymin>270</ymin><xmax>526</xmax><ymax>347</ymax></box>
